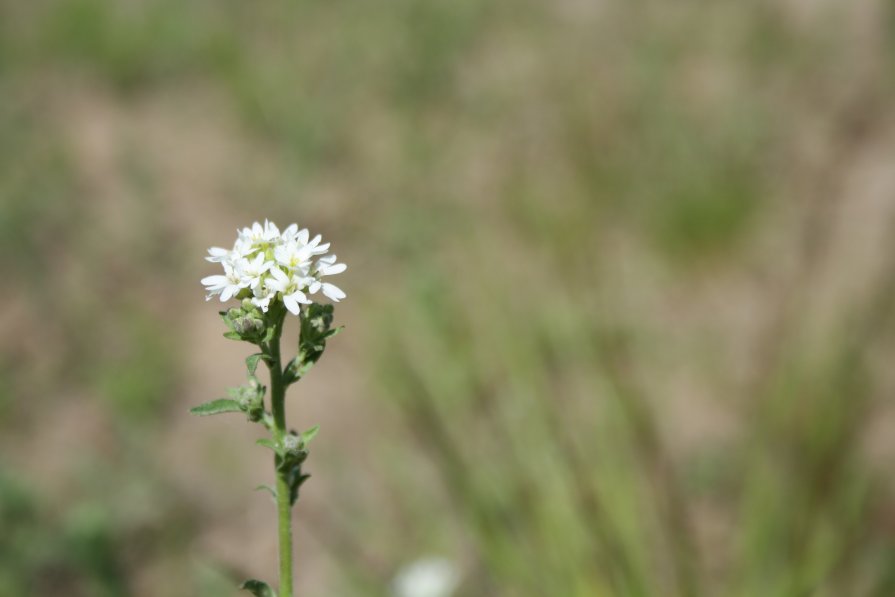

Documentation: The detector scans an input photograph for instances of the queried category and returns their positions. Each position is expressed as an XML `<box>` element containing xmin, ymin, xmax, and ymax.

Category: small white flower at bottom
<box><xmin>392</xmin><ymin>557</ymin><xmax>460</xmax><ymax>597</ymax></box>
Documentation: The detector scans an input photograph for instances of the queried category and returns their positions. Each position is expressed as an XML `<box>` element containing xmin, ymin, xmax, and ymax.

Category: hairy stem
<box><xmin>267</xmin><ymin>311</ymin><xmax>293</xmax><ymax>597</ymax></box>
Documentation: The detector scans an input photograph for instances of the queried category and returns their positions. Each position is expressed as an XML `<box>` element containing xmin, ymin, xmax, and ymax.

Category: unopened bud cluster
<box><xmin>222</xmin><ymin>299</ymin><xmax>268</xmax><ymax>343</ymax></box>
<box><xmin>232</xmin><ymin>377</ymin><xmax>265</xmax><ymax>422</ymax></box>
<box><xmin>282</xmin><ymin>432</ymin><xmax>309</xmax><ymax>464</ymax></box>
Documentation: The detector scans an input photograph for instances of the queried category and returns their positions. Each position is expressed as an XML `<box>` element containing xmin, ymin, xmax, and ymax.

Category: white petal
<box><xmin>269</xmin><ymin>266</ymin><xmax>289</xmax><ymax>284</ymax></box>
<box><xmin>309</xmin><ymin>242</ymin><xmax>330</xmax><ymax>256</ymax></box>
<box><xmin>319</xmin><ymin>262</ymin><xmax>347</xmax><ymax>275</ymax></box>
<box><xmin>297</xmin><ymin>228</ymin><xmax>309</xmax><ymax>244</ymax></box>
<box><xmin>252</xmin><ymin>294</ymin><xmax>272</xmax><ymax>312</ymax></box>
<box><xmin>206</xmin><ymin>247</ymin><xmax>229</xmax><ymax>262</ymax></box>
<box><xmin>221</xmin><ymin>286</ymin><xmax>237</xmax><ymax>301</ymax></box>
<box><xmin>321</xmin><ymin>283</ymin><xmax>346</xmax><ymax>301</ymax></box>
<box><xmin>201</xmin><ymin>274</ymin><xmax>228</xmax><ymax>287</ymax></box>
<box><xmin>273</xmin><ymin>245</ymin><xmax>290</xmax><ymax>266</ymax></box>
<box><xmin>266</xmin><ymin>279</ymin><xmax>285</xmax><ymax>293</ymax></box>
<box><xmin>291</xmin><ymin>290</ymin><xmax>312</xmax><ymax>305</ymax></box>
<box><xmin>283</xmin><ymin>294</ymin><xmax>301</xmax><ymax>315</ymax></box>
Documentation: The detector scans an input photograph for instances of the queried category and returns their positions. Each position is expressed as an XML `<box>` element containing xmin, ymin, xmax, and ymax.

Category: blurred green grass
<box><xmin>1</xmin><ymin>0</ymin><xmax>895</xmax><ymax>596</ymax></box>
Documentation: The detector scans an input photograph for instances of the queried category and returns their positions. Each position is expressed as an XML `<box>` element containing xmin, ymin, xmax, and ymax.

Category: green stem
<box><xmin>267</xmin><ymin>311</ymin><xmax>294</xmax><ymax>597</ymax></box>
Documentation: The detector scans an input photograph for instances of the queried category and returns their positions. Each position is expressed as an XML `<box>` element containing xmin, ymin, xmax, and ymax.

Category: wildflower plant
<box><xmin>193</xmin><ymin>220</ymin><xmax>346</xmax><ymax>597</ymax></box>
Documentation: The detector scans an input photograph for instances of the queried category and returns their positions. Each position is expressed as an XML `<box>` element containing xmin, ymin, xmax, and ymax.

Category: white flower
<box><xmin>205</xmin><ymin>236</ymin><xmax>257</xmax><ymax>263</ymax></box>
<box><xmin>202</xmin><ymin>219</ymin><xmax>347</xmax><ymax>314</ymax></box>
<box><xmin>392</xmin><ymin>558</ymin><xmax>460</xmax><ymax>597</ymax></box>
<box><xmin>205</xmin><ymin>246</ymin><xmax>230</xmax><ymax>263</ymax></box>
<box><xmin>305</xmin><ymin>233</ymin><xmax>331</xmax><ymax>256</ymax></box>
<box><xmin>316</xmin><ymin>254</ymin><xmax>347</xmax><ymax>276</ymax></box>
<box><xmin>251</xmin><ymin>284</ymin><xmax>277</xmax><ymax>313</ymax></box>
<box><xmin>274</xmin><ymin>239</ymin><xmax>314</xmax><ymax>272</ymax></box>
<box><xmin>280</xmin><ymin>223</ymin><xmax>305</xmax><ymax>243</ymax></box>
<box><xmin>263</xmin><ymin>220</ymin><xmax>281</xmax><ymax>240</ymax></box>
<box><xmin>236</xmin><ymin>252</ymin><xmax>273</xmax><ymax>290</ymax></box>
<box><xmin>238</xmin><ymin>219</ymin><xmax>281</xmax><ymax>245</ymax></box>
<box><xmin>312</xmin><ymin>254</ymin><xmax>347</xmax><ymax>302</ymax></box>
<box><xmin>266</xmin><ymin>267</ymin><xmax>312</xmax><ymax>315</ymax></box>
<box><xmin>201</xmin><ymin>262</ymin><xmax>247</xmax><ymax>302</ymax></box>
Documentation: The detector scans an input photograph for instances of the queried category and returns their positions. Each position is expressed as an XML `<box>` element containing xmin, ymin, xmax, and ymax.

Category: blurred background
<box><xmin>1</xmin><ymin>1</ymin><xmax>895</xmax><ymax>596</ymax></box>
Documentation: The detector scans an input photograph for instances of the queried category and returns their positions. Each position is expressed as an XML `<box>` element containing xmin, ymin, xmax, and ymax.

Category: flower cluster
<box><xmin>202</xmin><ymin>220</ymin><xmax>346</xmax><ymax>315</ymax></box>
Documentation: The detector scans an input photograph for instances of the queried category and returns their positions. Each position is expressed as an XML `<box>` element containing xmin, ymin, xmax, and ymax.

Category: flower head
<box><xmin>202</xmin><ymin>219</ymin><xmax>347</xmax><ymax>314</ymax></box>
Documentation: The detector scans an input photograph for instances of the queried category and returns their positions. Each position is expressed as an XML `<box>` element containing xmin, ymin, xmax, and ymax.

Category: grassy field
<box><xmin>1</xmin><ymin>1</ymin><xmax>895</xmax><ymax>595</ymax></box>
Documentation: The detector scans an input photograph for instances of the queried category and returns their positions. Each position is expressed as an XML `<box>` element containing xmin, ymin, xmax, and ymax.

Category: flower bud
<box><xmin>233</xmin><ymin>313</ymin><xmax>264</xmax><ymax>336</ymax></box>
<box><xmin>282</xmin><ymin>432</ymin><xmax>308</xmax><ymax>464</ymax></box>
<box><xmin>230</xmin><ymin>379</ymin><xmax>265</xmax><ymax>422</ymax></box>
<box><xmin>246</xmin><ymin>402</ymin><xmax>264</xmax><ymax>423</ymax></box>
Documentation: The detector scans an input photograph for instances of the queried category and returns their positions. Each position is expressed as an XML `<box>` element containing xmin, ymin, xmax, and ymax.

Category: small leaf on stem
<box><xmin>255</xmin><ymin>484</ymin><xmax>277</xmax><ymax>499</ymax></box>
<box><xmin>288</xmin><ymin>471</ymin><xmax>311</xmax><ymax>506</ymax></box>
<box><xmin>255</xmin><ymin>438</ymin><xmax>280</xmax><ymax>453</ymax></box>
<box><xmin>246</xmin><ymin>353</ymin><xmax>265</xmax><ymax>375</ymax></box>
<box><xmin>301</xmin><ymin>425</ymin><xmax>320</xmax><ymax>445</ymax></box>
<box><xmin>240</xmin><ymin>579</ymin><xmax>277</xmax><ymax>597</ymax></box>
<box><xmin>189</xmin><ymin>399</ymin><xmax>242</xmax><ymax>416</ymax></box>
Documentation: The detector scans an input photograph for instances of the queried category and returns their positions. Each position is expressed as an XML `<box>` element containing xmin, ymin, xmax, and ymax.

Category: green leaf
<box><xmin>219</xmin><ymin>311</ymin><xmax>236</xmax><ymax>331</ymax></box>
<box><xmin>255</xmin><ymin>438</ymin><xmax>279</xmax><ymax>452</ymax></box>
<box><xmin>254</xmin><ymin>484</ymin><xmax>277</xmax><ymax>499</ymax></box>
<box><xmin>288</xmin><ymin>471</ymin><xmax>311</xmax><ymax>506</ymax></box>
<box><xmin>245</xmin><ymin>353</ymin><xmax>264</xmax><ymax>375</ymax></box>
<box><xmin>301</xmin><ymin>425</ymin><xmax>320</xmax><ymax>445</ymax></box>
<box><xmin>303</xmin><ymin>303</ymin><xmax>335</xmax><ymax>335</ymax></box>
<box><xmin>189</xmin><ymin>399</ymin><xmax>242</xmax><ymax>416</ymax></box>
<box><xmin>223</xmin><ymin>331</ymin><xmax>242</xmax><ymax>341</ymax></box>
<box><xmin>325</xmin><ymin>325</ymin><xmax>345</xmax><ymax>339</ymax></box>
<box><xmin>240</xmin><ymin>579</ymin><xmax>277</xmax><ymax>597</ymax></box>
<box><xmin>284</xmin><ymin>303</ymin><xmax>340</xmax><ymax>384</ymax></box>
